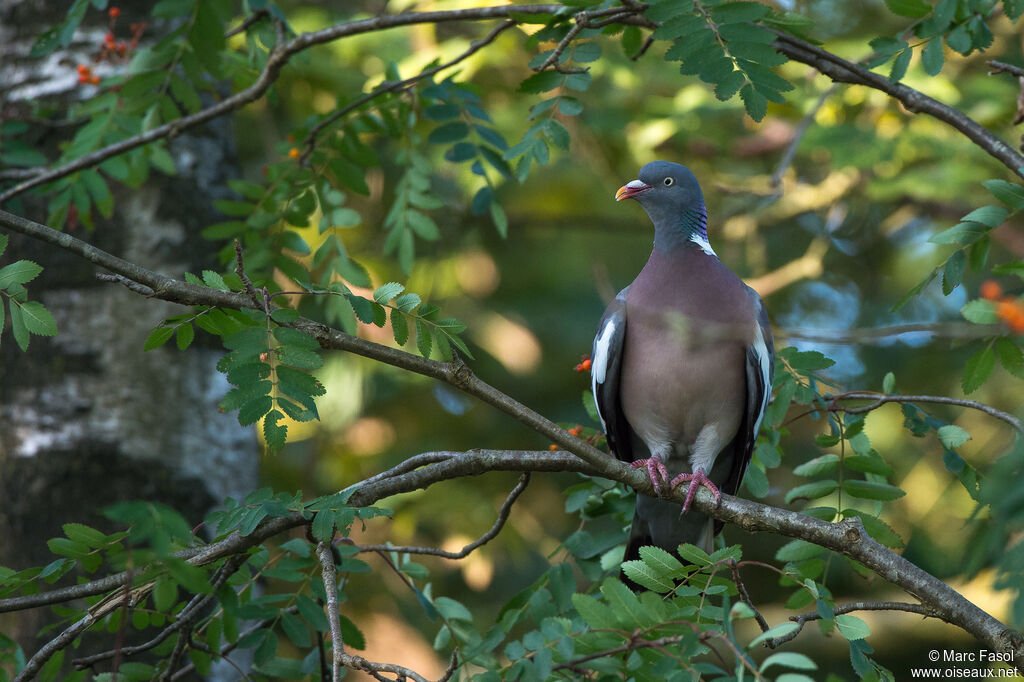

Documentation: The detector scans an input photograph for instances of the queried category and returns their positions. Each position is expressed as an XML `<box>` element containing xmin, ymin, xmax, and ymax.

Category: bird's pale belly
<box><xmin>620</xmin><ymin>322</ymin><xmax>745</xmax><ymax>467</ymax></box>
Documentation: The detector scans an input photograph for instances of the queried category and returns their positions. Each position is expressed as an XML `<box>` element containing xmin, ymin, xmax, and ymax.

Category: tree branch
<box><xmin>776</xmin><ymin>322</ymin><xmax>1001</xmax><ymax>344</ymax></box>
<box><xmin>766</xmin><ymin>600</ymin><xmax>940</xmax><ymax>648</ymax></box>
<box><xmin>828</xmin><ymin>391</ymin><xmax>1024</xmax><ymax>433</ymax></box>
<box><xmin>770</xmin><ymin>32</ymin><xmax>1024</xmax><ymax>180</ymax></box>
<box><xmin>317</xmin><ymin>541</ymin><xmax>344</xmax><ymax>682</ymax></box>
<box><xmin>353</xmin><ymin>473</ymin><xmax>530</xmax><ymax>558</ymax></box>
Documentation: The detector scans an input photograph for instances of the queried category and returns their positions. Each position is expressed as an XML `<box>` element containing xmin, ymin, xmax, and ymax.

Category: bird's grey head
<box><xmin>615</xmin><ymin>161</ymin><xmax>709</xmax><ymax>253</ymax></box>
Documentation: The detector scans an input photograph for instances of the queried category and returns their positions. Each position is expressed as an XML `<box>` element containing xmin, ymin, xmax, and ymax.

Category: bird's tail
<box><xmin>622</xmin><ymin>495</ymin><xmax>714</xmax><ymax>590</ymax></box>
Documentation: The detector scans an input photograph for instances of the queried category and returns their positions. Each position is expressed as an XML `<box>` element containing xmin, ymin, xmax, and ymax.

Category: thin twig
<box><xmin>828</xmin><ymin>391</ymin><xmax>1024</xmax><ymax>433</ymax></box>
<box><xmin>728</xmin><ymin>559</ymin><xmax>771</xmax><ymax>635</ymax></box>
<box><xmin>776</xmin><ymin>322</ymin><xmax>1001</xmax><ymax>344</ymax></box>
<box><xmin>14</xmin><ymin>613</ymin><xmax>98</xmax><ymax>682</ymax></box>
<box><xmin>300</xmin><ymin>20</ymin><xmax>516</xmax><ymax>165</ymax></box>
<box><xmin>766</xmin><ymin>601</ymin><xmax>939</xmax><ymax>647</ymax></box>
<box><xmin>233</xmin><ymin>239</ymin><xmax>261</xmax><ymax>307</ymax></box>
<box><xmin>354</xmin><ymin>473</ymin><xmax>530</xmax><ymax>558</ymax></box>
<box><xmin>770</xmin><ymin>84</ymin><xmax>838</xmax><ymax>189</ymax></box>
<box><xmin>96</xmin><ymin>272</ymin><xmax>155</xmax><ymax>297</ymax></box>
<box><xmin>989</xmin><ymin>60</ymin><xmax>1024</xmax><ymax>79</ymax></box>
<box><xmin>72</xmin><ymin>556</ymin><xmax>246</xmax><ymax>670</ymax></box>
<box><xmin>317</xmin><ymin>542</ymin><xmax>344</xmax><ymax>682</ymax></box>
<box><xmin>224</xmin><ymin>8</ymin><xmax>269</xmax><ymax>38</ymax></box>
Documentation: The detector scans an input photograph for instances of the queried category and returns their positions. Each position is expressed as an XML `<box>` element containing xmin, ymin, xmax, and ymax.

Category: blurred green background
<box><xmin>226</xmin><ymin>1</ymin><xmax>1024</xmax><ymax>677</ymax></box>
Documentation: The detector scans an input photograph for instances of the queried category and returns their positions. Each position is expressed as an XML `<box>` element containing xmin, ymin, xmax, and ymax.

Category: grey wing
<box><xmin>719</xmin><ymin>287</ymin><xmax>774</xmax><ymax>501</ymax></box>
<box><xmin>591</xmin><ymin>287</ymin><xmax>635</xmax><ymax>463</ymax></box>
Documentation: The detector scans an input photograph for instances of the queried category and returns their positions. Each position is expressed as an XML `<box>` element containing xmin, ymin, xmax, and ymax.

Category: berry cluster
<box><xmin>573</xmin><ymin>355</ymin><xmax>591</xmax><ymax>372</ymax></box>
<box><xmin>74</xmin><ymin>7</ymin><xmax>146</xmax><ymax>87</ymax></box>
<box><xmin>980</xmin><ymin>280</ymin><xmax>1024</xmax><ymax>334</ymax></box>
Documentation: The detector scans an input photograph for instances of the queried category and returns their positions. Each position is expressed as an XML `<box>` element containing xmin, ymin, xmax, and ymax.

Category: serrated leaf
<box><xmin>835</xmin><ymin>614</ymin><xmax>871</xmax><ymax>640</ymax></box>
<box><xmin>996</xmin><ymin>338</ymin><xmax>1024</xmax><ymax>378</ymax></box>
<box><xmin>415</xmin><ymin>319</ymin><xmax>432</xmax><ymax>358</ymax></box>
<box><xmin>922</xmin><ymin>38</ymin><xmax>944</xmax><ymax>76</ymax></box>
<box><xmin>202</xmin><ymin>270</ymin><xmax>228</xmax><ymax>291</ymax></box>
<box><xmin>175</xmin><ymin>323</ymin><xmax>195</xmax><ymax>350</ymax></box>
<box><xmin>784</xmin><ymin>479</ymin><xmax>839</xmax><ymax>503</ymax></box>
<box><xmin>737</xmin><ymin>82</ymin><xmax>768</xmax><ymax>121</ymax></box>
<box><xmin>391</xmin><ymin>310</ymin><xmax>409</xmax><ymax>346</ymax></box>
<box><xmin>0</xmin><ymin>260</ymin><xmax>43</xmax><ymax>288</ymax></box>
<box><xmin>144</xmin><ymin>326</ymin><xmax>175</xmax><ymax>351</ymax></box>
<box><xmin>775</xmin><ymin>539</ymin><xmax>824</xmax><ymax>562</ymax></box>
<box><xmin>842</xmin><ymin>479</ymin><xmax>906</xmax><ymax>501</ymax></box>
<box><xmin>621</xmin><ymin>560</ymin><xmax>675</xmax><ymax>592</ymax></box>
<box><xmin>937</xmin><ymin>424</ymin><xmax>970</xmax><ymax>448</ymax></box>
<box><xmin>238</xmin><ymin>396</ymin><xmax>273</xmax><ymax>426</ymax></box>
<box><xmin>571</xmin><ymin>592</ymin><xmax>616</xmax><ymax>629</ymax></box>
<box><xmin>983</xmin><ymin>179</ymin><xmax>1024</xmax><ymax>210</ymax></box>
<box><xmin>18</xmin><ymin>301</ymin><xmax>57</xmax><ymax>336</ymax></box>
<box><xmin>373</xmin><ymin>282</ymin><xmax>404</xmax><ymax>304</ymax></box>
<box><xmin>760</xmin><ymin>651</ymin><xmax>818</xmax><ymax>672</ymax></box>
<box><xmin>793</xmin><ymin>454</ymin><xmax>839</xmax><ymax>477</ymax></box>
<box><xmin>519</xmin><ymin>71</ymin><xmax>564</xmax><ymax>94</ymax></box>
<box><xmin>962</xmin><ymin>346</ymin><xmax>995</xmax><ymax>394</ymax></box>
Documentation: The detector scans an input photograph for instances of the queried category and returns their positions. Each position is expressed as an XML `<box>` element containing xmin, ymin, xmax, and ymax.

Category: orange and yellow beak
<box><xmin>615</xmin><ymin>179</ymin><xmax>650</xmax><ymax>201</ymax></box>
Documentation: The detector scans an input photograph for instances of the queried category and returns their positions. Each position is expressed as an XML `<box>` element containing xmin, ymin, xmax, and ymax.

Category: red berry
<box><xmin>980</xmin><ymin>280</ymin><xmax>1002</xmax><ymax>301</ymax></box>
<box><xmin>109</xmin><ymin>6</ymin><xmax>121</xmax><ymax>18</ymax></box>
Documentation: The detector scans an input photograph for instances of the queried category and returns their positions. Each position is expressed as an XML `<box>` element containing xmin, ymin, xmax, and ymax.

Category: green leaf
<box><xmin>884</xmin><ymin>0</ymin><xmax>931</xmax><ymax>16</ymax></box>
<box><xmin>0</xmin><ymin>260</ymin><xmax>43</xmax><ymax>288</ymax></box>
<box><xmin>263</xmin><ymin>410</ymin><xmax>288</xmax><ymax>451</ymax></box>
<box><xmin>937</xmin><ymin>424</ymin><xmax>970</xmax><ymax>448</ymax></box>
<box><xmin>961</xmin><ymin>299</ymin><xmax>998</xmax><ymax>324</ymax></box>
<box><xmin>519</xmin><ymin>71</ymin><xmax>564</xmax><ymax>94</ymax></box>
<box><xmin>144</xmin><ymin>326</ymin><xmax>175</xmax><ymax>351</ymax></box>
<box><xmin>739</xmin><ymin>83</ymin><xmax>768</xmax><ymax>121</ymax></box>
<box><xmin>784</xmin><ymin>479</ymin><xmax>838</xmax><ymax>504</ymax></box>
<box><xmin>942</xmin><ymin>249</ymin><xmax>966</xmax><ymax>295</ymax></box>
<box><xmin>962</xmin><ymin>205</ymin><xmax>1008</xmax><ymax>227</ymax></box>
<box><xmin>710</xmin><ymin>1</ymin><xmax>770</xmax><ymax>22</ymax></box>
<box><xmin>983</xmin><ymin>179</ymin><xmax>1024</xmax><ymax>210</ymax></box>
<box><xmin>793</xmin><ymin>454</ymin><xmax>839</xmax><ymax>477</ymax></box>
<box><xmin>428</xmin><ymin>122</ymin><xmax>470</xmax><ymax>144</ymax></box>
<box><xmin>775</xmin><ymin>539</ymin><xmax>823</xmax><ymax>562</ymax></box>
<box><xmin>373</xmin><ymin>282</ymin><xmax>405</xmax><ymax>304</ymax></box>
<box><xmin>962</xmin><ymin>346</ymin><xmax>995</xmax><ymax>394</ymax></box>
<box><xmin>621</xmin><ymin>560</ymin><xmax>675</xmax><ymax>592</ymax></box>
<box><xmin>175</xmin><ymin>323</ymin><xmax>195</xmax><ymax>350</ymax></box>
<box><xmin>434</xmin><ymin>596</ymin><xmax>473</xmax><ymax>622</ymax></box>
<box><xmin>922</xmin><ymin>38</ymin><xmax>944</xmax><ymax>76</ymax></box>
<box><xmin>760</xmin><ymin>651</ymin><xmax>818</xmax><ymax>672</ymax></box>
<box><xmin>835</xmin><ymin>613</ymin><xmax>871</xmax><ymax>640</ymax></box>
<box><xmin>841</xmin><ymin>479</ymin><xmax>906</xmax><ymax>501</ymax></box>
<box><xmin>415</xmin><ymin>319</ymin><xmax>432</xmax><ymax>358</ymax></box>
<box><xmin>571</xmin><ymin>593</ymin><xmax>616</xmax><ymax>630</ymax></box>
<box><xmin>996</xmin><ymin>338</ymin><xmax>1024</xmax><ymax>378</ymax></box>
<box><xmin>749</xmin><ymin>622</ymin><xmax>799</xmax><ymax>648</ymax></box>
<box><xmin>238</xmin><ymin>396</ymin><xmax>273</xmax><ymax>426</ymax></box>
<box><xmin>677</xmin><ymin>543</ymin><xmax>712</xmax><ymax>566</ymax></box>
<box><xmin>18</xmin><ymin>301</ymin><xmax>57</xmax><ymax>336</ymax></box>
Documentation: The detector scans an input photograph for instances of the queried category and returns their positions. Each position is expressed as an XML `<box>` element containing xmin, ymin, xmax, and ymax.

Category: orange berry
<box><xmin>574</xmin><ymin>356</ymin><xmax>592</xmax><ymax>373</ymax></box>
<box><xmin>77</xmin><ymin>73</ymin><xmax>89</xmax><ymax>83</ymax></box>
<box><xmin>1011</xmin><ymin>317</ymin><xmax>1024</xmax><ymax>335</ymax></box>
<box><xmin>76</xmin><ymin>64</ymin><xmax>88</xmax><ymax>74</ymax></box>
<box><xmin>548</xmin><ymin>444</ymin><xmax>559</xmax><ymax>451</ymax></box>
<box><xmin>109</xmin><ymin>6</ymin><xmax>120</xmax><ymax>18</ymax></box>
<box><xmin>568</xmin><ymin>425</ymin><xmax>583</xmax><ymax>437</ymax></box>
<box><xmin>104</xmin><ymin>32</ymin><xmax>115</xmax><ymax>44</ymax></box>
<box><xmin>89</xmin><ymin>75</ymin><xmax>100</xmax><ymax>85</ymax></box>
<box><xmin>998</xmin><ymin>300</ymin><xmax>1018</xmax><ymax>322</ymax></box>
<box><xmin>288</xmin><ymin>147</ymin><xmax>300</xmax><ymax>159</ymax></box>
<box><xmin>980</xmin><ymin>280</ymin><xmax>1002</xmax><ymax>301</ymax></box>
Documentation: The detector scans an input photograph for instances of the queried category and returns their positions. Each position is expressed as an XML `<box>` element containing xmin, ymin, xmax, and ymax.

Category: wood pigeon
<box><xmin>591</xmin><ymin>161</ymin><xmax>774</xmax><ymax>560</ymax></box>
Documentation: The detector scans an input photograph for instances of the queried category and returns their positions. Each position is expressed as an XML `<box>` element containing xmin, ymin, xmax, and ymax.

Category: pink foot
<box><xmin>631</xmin><ymin>455</ymin><xmax>669</xmax><ymax>498</ymax></box>
<box><xmin>669</xmin><ymin>468</ymin><xmax>721</xmax><ymax>512</ymax></box>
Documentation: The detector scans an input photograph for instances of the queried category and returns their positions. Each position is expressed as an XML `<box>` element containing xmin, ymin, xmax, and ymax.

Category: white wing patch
<box><xmin>689</xmin><ymin>234</ymin><xmax>717</xmax><ymax>256</ymax></box>
<box><xmin>751</xmin><ymin>321</ymin><xmax>772</xmax><ymax>436</ymax></box>
<box><xmin>591</xmin><ymin>317</ymin><xmax>617</xmax><ymax>431</ymax></box>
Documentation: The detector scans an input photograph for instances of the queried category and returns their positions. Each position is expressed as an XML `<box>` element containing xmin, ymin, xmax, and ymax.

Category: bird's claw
<box><xmin>669</xmin><ymin>468</ymin><xmax>721</xmax><ymax>512</ymax></box>
<box><xmin>631</xmin><ymin>455</ymin><xmax>670</xmax><ymax>498</ymax></box>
